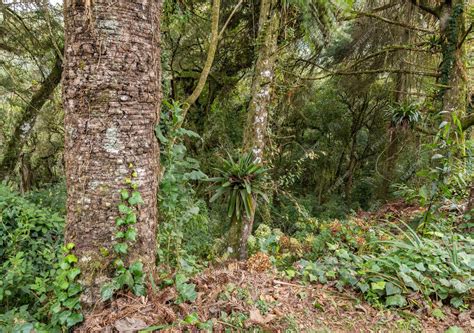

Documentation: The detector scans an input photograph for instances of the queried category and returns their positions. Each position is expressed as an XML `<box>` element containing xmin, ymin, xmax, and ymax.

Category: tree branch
<box><xmin>347</xmin><ymin>43</ymin><xmax>434</xmax><ymax>69</ymax></box>
<box><xmin>300</xmin><ymin>68</ymin><xmax>440</xmax><ymax>80</ymax></box>
<box><xmin>408</xmin><ymin>0</ymin><xmax>440</xmax><ymax>18</ymax></box>
<box><xmin>353</xmin><ymin>11</ymin><xmax>435</xmax><ymax>33</ymax></box>
<box><xmin>458</xmin><ymin>24</ymin><xmax>473</xmax><ymax>48</ymax></box>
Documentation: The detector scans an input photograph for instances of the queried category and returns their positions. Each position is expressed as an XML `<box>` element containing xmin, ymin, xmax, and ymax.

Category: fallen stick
<box><xmin>272</xmin><ymin>280</ymin><xmax>306</xmax><ymax>288</ymax></box>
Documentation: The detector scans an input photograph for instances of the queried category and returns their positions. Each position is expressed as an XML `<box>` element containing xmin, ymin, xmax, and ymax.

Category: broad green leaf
<box><xmin>385</xmin><ymin>294</ymin><xmax>407</xmax><ymax>307</ymax></box>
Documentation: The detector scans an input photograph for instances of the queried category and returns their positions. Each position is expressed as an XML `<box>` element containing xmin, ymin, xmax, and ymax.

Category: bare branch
<box><xmin>300</xmin><ymin>68</ymin><xmax>440</xmax><ymax>80</ymax></box>
<box><xmin>353</xmin><ymin>11</ymin><xmax>435</xmax><ymax>33</ymax></box>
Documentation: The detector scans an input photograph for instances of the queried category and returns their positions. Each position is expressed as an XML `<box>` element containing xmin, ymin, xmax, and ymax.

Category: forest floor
<box><xmin>79</xmin><ymin>200</ymin><xmax>472</xmax><ymax>332</ymax></box>
<box><xmin>82</xmin><ymin>260</ymin><xmax>472</xmax><ymax>332</ymax></box>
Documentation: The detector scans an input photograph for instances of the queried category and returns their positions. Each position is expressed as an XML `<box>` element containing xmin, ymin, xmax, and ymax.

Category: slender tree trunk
<box><xmin>344</xmin><ymin>138</ymin><xmax>357</xmax><ymax>202</ymax></box>
<box><xmin>234</xmin><ymin>0</ymin><xmax>279</xmax><ymax>260</ymax></box>
<box><xmin>62</xmin><ymin>0</ymin><xmax>162</xmax><ymax>306</ymax></box>
<box><xmin>438</xmin><ymin>0</ymin><xmax>467</xmax><ymax>119</ymax></box>
<box><xmin>380</xmin><ymin>55</ymin><xmax>408</xmax><ymax>199</ymax></box>
<box><xmin>0</xmin><ymin>54</ymin><xmax>62</xmax><ymax>180</ymax></box>
<box><xmin>181</xmin><ymin>0</ymin><xmax>220</xmax><ymax>119</ymax></box>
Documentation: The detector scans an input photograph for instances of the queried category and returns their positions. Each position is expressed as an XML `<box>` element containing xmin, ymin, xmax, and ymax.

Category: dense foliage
<box><xmin>0</xmin><ymin>0</ymin><xmax>473</xmax><ymax>331</ymax></box>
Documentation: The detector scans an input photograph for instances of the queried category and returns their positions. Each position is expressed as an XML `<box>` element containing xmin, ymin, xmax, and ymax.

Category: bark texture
<box><xmin>233</xmin><ymin>0</ymin><xmax>279</xmax><ymax>260</ymax></box>
<box><xmin>62</xmin><ymin>0</ymin><xmax>162</xmax><ymax>305</ymax></box>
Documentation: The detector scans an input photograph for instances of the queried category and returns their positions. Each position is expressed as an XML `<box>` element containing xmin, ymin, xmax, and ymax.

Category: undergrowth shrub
<box><xmin>24</xmin><ymin>182</ymin><xmax>66</xmax><ymax>216</ymax></box>
<box><xmin>156</xmin><ymin>101</ymin><xmax>217</xmax><ymax>268</ymax></box>
<box><xmin>250</xmin><ymin>218</ymin><xmax>473</xmax><ymax>309</ymax></box>
<box><xmin>295</xmin><ymin>224</ymin><xmax>473</xmax><ymax>309</ymax></box>
<box><xmin>0</xmin><ymin>185</ymin><xmax>64</xmax><ymax>329</ymax></box>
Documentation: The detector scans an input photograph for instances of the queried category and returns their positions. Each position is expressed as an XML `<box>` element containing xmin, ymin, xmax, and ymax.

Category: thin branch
<box><xmin>299</xmin><ymin>68</ymin><xmax>440</xmax><ymax>80</ymax></box>
<box><xmin>218</xmin><ymin>0</ymin><xmax>243</xmax><ymax>39</ymax></box>
<box><xmin>347</xmin><ymin>44</ymin><xmax>434</xmax><ymax>69</ymax></box>
<box><xmin>353</xmin><ymin>11</ymin><xmax>435</xmax><ymax>33</ymax></box>
<box><xmin>458</xmin><ymin>24</ymin><xmax>473</xmax><ymax>48</ymax></box>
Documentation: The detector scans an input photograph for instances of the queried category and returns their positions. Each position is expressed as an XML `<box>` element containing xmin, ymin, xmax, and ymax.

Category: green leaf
<box><xmin>58</xmin><ymin>279</ymin><xmax>69</xmax><ymax>290</ymax></box>
<box><xmin>399</xmin><ymin>272</ymin><xmax>419</xmax><ymax>291</ymax></box>
<box><xmin>132</xmin><ymin>283</ymin><xmax>146</xmax><ymax>296</ymax></box>
<box><xmin>65</xmin><ymin>254</ymin><xmax>78</xmax><ymax>264</ymax></box>
<box><xmin>154</xmin><ymin>126</ymin><xmax>168</xmax><ymax>143</ymax></box>
<box><xmin>114</xmin><ymin>243</ymin><xmax>128</xmax><ymax>254</ymax></box>
<box><xmin>120</xmin><ymin>189</ymin><xmax>129</xmax><ymax>200</ymax></box>
<box><xmin>130</xmin><ymin>261</ymin><xmax>144</xmax><ymax>278</ymax></box>
<box><xmin>63</xmin><ymin>296</ymin><xmax>80</xmax><ymax>309</ymax></box>
<box><xmin>177</xmin><ymin>282</ymin><xmax>197</xmax><ymax>303</ymax></box>
<box><xmin>129</xmin><ymin>192</ymin><xmax>144</xmax><ymax>205</ymax></box>
<box><xmin>210</xmin><ymin>187</ymin><xmax>226</xmax><ymax>203</ymax></box>
<box><xmin>50</xmin><ymin>301</ymin><xmax>62</xmax><ymax>314</ymax></box>
<box><xmin>67</xmin><ymin>283</ymin><xmax>82</xmax><ymax>297</ymax></box>
<box><xmin>385</xmin><ymin>294</ymin><xmax>407</xmax><ymax>307</ymax></box>
<box><xmin>450</xmin><ymin>297</ymin><xmax>464</xmax><ymax>308</ymax></box>
<box><xmin>431</xmin><ymin>308</ymin><xmax>445</xmax><ymax>320</ymax></box>
<box><xmin>118</xmin><ymin>204</ymin><xmax>131</xmax><ymax>214</ymax></box>
<box><xmin>125</xmin><ymin>228</ymin><xmax>137</xmax><ymax>241</ymax></box>
<box><xmin>67</xmin><ymin>268</ymin><xmax>81</xmax><ymax>281</ymax></box>
<box><xmin>184</xmin><ymin>312</ymin><xmax>200</xmax><ymax>325</ymax></box>
<box><xmin>371</xmin><ymin>280</ymin><xmax>386</xmax><ymax>291</ymax></box>
<box><xmin>116</xmin><ymin>218</ymin><xmax>126</xmax><ymax>226</ymax></box>
<box><xmin>117</xmin><ymin>271</ymin><xmax>134</xmax><ymax>288</ymax></box>
<box><xmin>66</xmin><ymin>313</ymin><xmax>84</xmax><ymax>327</ymax></box>
<box><xmin>58</xmin><ymin>310</ymin><xmax>72</xmax><ymax>325</ymax></box>
<box><xmin>385</xmin><ymin>282</ymin><xmax>401</xmax><ymax>296</ymax></box>
<box><xmin>450</xmin><ymin>279</ymin><xmax>468</xmax><ymax>293</ymax></box>
<box><xmin>101</xmin><ymin>283</ymin><xmax>116</xmax><ymax>301</ymax></box>
<box><xmin>126</xmin><ymin>212</ymin><xmax>137</xmax><ymax>224</ymax></box>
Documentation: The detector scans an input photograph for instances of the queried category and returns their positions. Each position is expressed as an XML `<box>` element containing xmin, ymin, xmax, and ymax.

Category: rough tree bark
<box><xmin>232</xmin><ymin>0</ymin><xmax>279</xmax><ymax>260</ymax></box>
<box><xmin>62</xmin><ymin>0</ymin><xmax>162</xmax><ymax>305</ymax></box>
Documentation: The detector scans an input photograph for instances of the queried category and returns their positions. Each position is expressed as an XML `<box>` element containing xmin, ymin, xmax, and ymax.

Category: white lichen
<box><xmin>103</xmin><ymin>126</ymin><xmax>121</xmax><ymax>154</ymax></box>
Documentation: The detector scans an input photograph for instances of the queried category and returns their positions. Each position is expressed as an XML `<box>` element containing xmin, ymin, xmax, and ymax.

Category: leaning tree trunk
<box><xmin>62</xmin><ymin>0</ymin><xmax>162</xmax><ymax>306</ymax></box>
<box><xmin>0</xmin><ymin>54</ymin><xmax>62</xmax><ymax>180</ymax></box>
<box><xmin>234</xmin><ymin>0</ymin><xmax>279</xmax><ymax>260</ymax></box>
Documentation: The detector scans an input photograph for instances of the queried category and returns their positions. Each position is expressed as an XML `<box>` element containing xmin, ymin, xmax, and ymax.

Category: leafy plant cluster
<box><xmin>248</xmin><ymin>218</ymin><xmax>473</xmax><ymax>309</ymax></box>
<box><xmin>156</xmin><ymin>101</ymin><xmax>215</xmax><ymax>266</ymax></box>
<box><xmin>49</xmin><ymin>243</ymin><xmax>83</xmax><ymax>328</ymax></box>
<box><xmin>101</xmin><ymin>168</ymin><xmax>146</xmax><ymax>301</ymax></box>
<box><xmin>209</xmin><ymin>152</ymin><xmax>268</xmax><ymax>222</ymax></box>
<box><xmin>0</xmin><ymin>185</ymin><xmax>83</xmax><ymax>331</ymax></box>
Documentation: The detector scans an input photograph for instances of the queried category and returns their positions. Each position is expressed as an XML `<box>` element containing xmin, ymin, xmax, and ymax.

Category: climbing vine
<box><xmin>100</xmin><ymin>166</ymin><xmax>146</xmax><ymax>300</ymax></box>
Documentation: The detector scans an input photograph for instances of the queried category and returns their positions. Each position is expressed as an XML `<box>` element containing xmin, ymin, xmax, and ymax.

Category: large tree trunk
<box><xmin>62</xmin><ymin>0</ymin><xmax>162</xmax><ymax>306</ymax></box>
<box><xmin>233</xmin><ymin>0</ymin><xmax>279</xmax><ymax>260</ymax></box>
